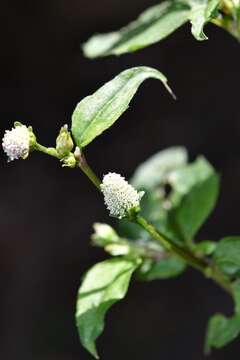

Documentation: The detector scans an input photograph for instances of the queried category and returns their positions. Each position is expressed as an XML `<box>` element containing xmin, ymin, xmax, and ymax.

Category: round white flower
<box><xmin>100</xmin><ymin>172</ymin><xmax>144</xmax><ymax>219</ymax></box>
<box><xmin>2</xmin><ymin>125</ymin><xmax>30</xmax><ymax>161</ymax></box>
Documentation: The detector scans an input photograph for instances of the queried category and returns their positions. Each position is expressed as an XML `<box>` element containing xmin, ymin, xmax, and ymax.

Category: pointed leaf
<box><xmin>76</xmin><ymin>258</ymin><xmax>140</xmax><ymax>358</ymax></box>
<box><xmin>71</xmin><ymin>67</ymin><xmax>173</xmax><ymax>148</ymax></box>
<box><xmin>189</xmin><ymin>0</ymin><xmax>220</xmax><ymax>40</ymax></box>
<box><xmin>83</xmin><ymin>1</ymin><xmax>190</xmax><ymax>58</ymax></box>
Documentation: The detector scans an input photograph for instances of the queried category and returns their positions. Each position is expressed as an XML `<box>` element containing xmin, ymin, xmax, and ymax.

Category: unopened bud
<box><xmin>61</xmin><ymin>153</ymin><xmax>77</xmax><ymax>168</ymax></box>
<box><xmin>56</xmin><ymin>124</ymin><xmax>74</xmax><ymax>157</ymax></box>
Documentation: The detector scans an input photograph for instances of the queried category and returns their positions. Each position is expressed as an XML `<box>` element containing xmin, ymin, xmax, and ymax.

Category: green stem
<box><xmin>76</xmin><ymin>160</ymin><xmax>233</xmax><ymax>295</ymax></box>
<box><xmin>34</xmin><ymin>141</ymin><xmax>232</xmax><ymax>295</ymax></box>
<box><xmin>134</xmin><ymin>215</ymin><xmax>207</xmax><ymax>272</ymax></box>
<box><xmin>79</xmin><ymin>161</ymin><xmax>101</xmax><ymax>189</ymax></box>
<box><xmin>35</xmin><ymin>143</ymin><xmax>61</xmax><ymax>159</ymax></box>
<box><xmin>134</xmin><ymin>215</ymin><xmax>233</xmax><ymax>296</ymax></box>
<box><xmin>77</xmin><ymin>151</ymin><xmax>101</xmax><ymax>190</ymax></box>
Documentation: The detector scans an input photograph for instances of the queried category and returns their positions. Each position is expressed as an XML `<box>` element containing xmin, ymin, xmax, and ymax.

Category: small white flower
<box><xmin>100</xmin><ymin>172</ymin><xmax>144</xmax><ymax>219</ymax></box>
<box><xmin>2</xmin><ymin>125</ymin><xmax>30</xmax><ymax>161</ymax></box>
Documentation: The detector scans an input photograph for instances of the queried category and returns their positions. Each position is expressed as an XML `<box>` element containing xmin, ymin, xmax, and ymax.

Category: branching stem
<box><xmin>35</xmin><ymin>143</ymin><xmax>233</xmax><ymax>296</ymax></box>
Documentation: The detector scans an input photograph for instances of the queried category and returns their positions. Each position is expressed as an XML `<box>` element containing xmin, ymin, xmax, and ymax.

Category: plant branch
<box><xmin>35</xmin><ymin>143</ymin><xmax>61</xmax><ymax>159</ymax></box>
<box><xmin>34</xmin><ymin>142</ymin><xmax>233</xmax><ymax>296</ymax></box>
<box><xmin>133</xmin><ymin>214</ymin><xmax>233</xmax><ymax>296</ymax></box>
<box><xmin>74</xmin><ymin>148</ymin><xmax>101</xmax><ymax>189</ymax></box>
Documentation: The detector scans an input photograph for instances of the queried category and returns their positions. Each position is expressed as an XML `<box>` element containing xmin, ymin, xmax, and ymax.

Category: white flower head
<box><xmin>2</xmin><ymin>124</ymin><xmax>30</xmax><ymax>161</ymax></box>
<box><xmin>100</xmin><ymin>172</ymin><xmax>144</xmax><ymax>219</ymax></box>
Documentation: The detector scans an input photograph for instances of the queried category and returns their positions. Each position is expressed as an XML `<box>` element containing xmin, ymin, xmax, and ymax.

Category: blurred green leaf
<box><xmin>82</xmin><ymin>1</ymin><xmax>190</xmax><ymax>58</ymax></box>
<box><xmin>205</xmin><ymin>276</ymin><xmax>240</xmax><ymax>352</ymax></box>
<box><xmin>233</xmin><ymin>280</ymin><xmax>240</xmax><ymax>313</ymax></box>
<box><xmin>169</xmin><ymin>173</ymin><xmax>219</xmax><ymax>242</ymax></box>
<box><xmin>194</xmin><ymin>240</ymin><xmax>217</xmax><ymax>255</ymax></box>
<box><xmin>189</xmin><ymin>0</ymin><xmax>220</xmax><ymax>40</ymax></box>
<box><xmin>121</xmin><ymin>156</ymin><xmax>219</xmax><ymax>245</ymax></box>
<box><xmin>131</xmin><ymin>147</ymin><xmax>188</xmax><ymax>191</ymax></box>
<box><xmin>205</xmin><ymin>313</ymin><xmax>240</xmax><ymax>353</ymax></box>
<box><xmin>76</xmin><ymin>258</ymin><xmax>140</xmax><ymax>358</ymax></box>
<box><xmin>119</xmin><ymin>147</ymin><xmax>188</xmax><ymax>240</ymax></box>
<box><xmin>214</xmin><ymin>1</ymin><xmax>240</xmax><ymax>41</ymax></box>
<box><xmin>168</xmin><ymin>156</ymin><xmax>215</xmax><ymax>198</ymax></box>
<box><xmin>92</xmin><ymin>223</ymin><xmax>120</xmax><ymax>247</ymax></box>
<box><xmin>161</xmin><ymin>156</ymin><xmax>219</xmax><ymax>243</ymax></box>
<box><xmin>83</xmin><ymin>0</ymin><xmax>222</xmax><ymax>58</ymax></box>
<box><xmin>214</xmin><ymin>237</ymin><xmax>240</xmax><ymax>276</ymax></box>
<box><xmin>71</xmin><ymin>67</ymin><xmax>173</xmax><ymax>148</ymax></box>
<box><xmin>136</xmin><ymin>256</ymin><xmax>186</xmax><ymax>281</ymax></box>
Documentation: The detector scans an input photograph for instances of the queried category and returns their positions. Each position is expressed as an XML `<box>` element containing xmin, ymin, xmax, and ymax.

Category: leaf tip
<box><xmin>164</xmin><ymin>82</ymin><xmax>176</xmax><ymax>100</ymax></box>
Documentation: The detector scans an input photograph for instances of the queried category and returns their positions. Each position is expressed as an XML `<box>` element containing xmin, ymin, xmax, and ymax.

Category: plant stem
<box><xmin>134</xmin><ymin>215</ymin><xmax>207</xmax><ymax>272</ymax></box>
<box><xmin>134</xmin><ymin>214</ymin><xmax>233</xmax><ymax>296</ymax></box>
<box><xmin>79</xmin><ymin>160</ymin><xmax>101</xmax><ymax>189</ymax></box>
<box><xmin>76</xmin><ymin>151</ymin><xmax>101</xmax><ymax>190</ymax></box>
<box><xmin>34</xmin><ymin>142</ymin><xmax>233</xmax><ymax>295</ymax></box>
<box><xmin>35</xmin><ymin>143</ymin><xmax>61</xmax><ymax>159</ymax></box>
<box><xmin>76</xmin><ymin>160</ymin><xmax>233</xmax><ymax>295</ymax></box>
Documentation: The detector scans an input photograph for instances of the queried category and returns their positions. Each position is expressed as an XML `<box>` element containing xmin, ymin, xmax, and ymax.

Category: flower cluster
<box><xmin>2</xmin><ymin>125</ymin><xmax>30</xmax><ymax>161</ymax></box>
<box><xmin>100</xmin><ymin>172</ymin><xmax>144</xmax><ymax>219</ymax></box>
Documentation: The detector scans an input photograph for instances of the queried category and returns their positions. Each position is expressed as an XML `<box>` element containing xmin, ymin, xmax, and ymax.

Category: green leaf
<box><xmin>118</xmin><ymin>147</ymin><xmax>188</xmax><ymax>241</ymax></box>
<box><xmin>71</xmin><ymin>67</ymin><xmax>173</xmax><ymax>148</ymax></box>
<box><xmin>82</xmin><ymin>0</ymin><xmax>222</xmax><ymax>58</ymax></box>
<box><xmin>92</xmin><ymin>223</ymin><xmax>120</xmax><ymax>247</ymax></box>
<box><xmin>205</xmin><ymin>313</ymin><xmax>240</xmax><ymax>353</ymax></box>
<box><xmin>121</xmin><ymin>156</ymin><xmax>219</xmax><ymax>245</ymax></box>
<box><xmin>92</xmin><ymin>223</ymin><xmax>132</xmax><ymax>256</ymax></box>
<box><xmin>75</xmin><ymin>258</ymin><xmax>140</xmax><ymax>358</ymax></box>
<box><xmin>136</xmin><ymin>256</ymin><xmax>186</xmax><ymax>281</ymax></box>
<box><xmin>189</xmin><ymin>0</ymin><xmax>220</xmax><ymax>40</ymax></box>
<box><xmin>82</xmin><ymin>1</ymin><xmax>190</xmax><ymax>58</ymax></box>
<box><xmin>168</xmin><ymin>156</ymin><xmax>215</xmax><ymax>198</ymax></box>
<box><xmin>214</xmin><ymin>237</ymin><xmax>240</xmax><ymax>276</ymax></box>
<box><xmin>233</xmin><ymin>280</ymin><xmax>240</xmax><ymax>314</ymax></box>
<box><xmin>216</xmin><ymin>3</ymin><xmax>240</xmax><ymax>41</ymax></box>
<box><xmin>162</xmin><ymin>157</ymin><xmax>219</xmax><ymax>243</ymax></box>
<box><xmin>169</xmin><ymin>173</ymin><xmax>219</xmax><ymax>241</ymax></box>
<box><xmin>194</xmin><ymin>240</ymin><xmax>217</xmax><ymax>256</ymax></box>
<box><xmin>131</xmin><ymin>147</ymin><xmax>188</xmax><ymax>191</ymax></box>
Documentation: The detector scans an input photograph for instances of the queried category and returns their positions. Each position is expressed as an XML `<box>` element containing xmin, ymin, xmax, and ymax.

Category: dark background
<box><xmin>0</xmin><ymin>0</ymin><xmax>240</xmax><ymax>359</ymax></box>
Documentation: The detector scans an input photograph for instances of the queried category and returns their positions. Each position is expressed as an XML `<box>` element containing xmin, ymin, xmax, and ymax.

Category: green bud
<box><xmin>105</xmin><ymin>243</ymin><xmax>130</xmax><ymax>256</ymax></box>
<box><xmin>61</xmin><ymin>153</ymin><xmax>77</xmax><ymax>168</ymax></box>
<box><xmin>56</xmin><ymin>124</ymin><xmax>74</xmax><ymax>157</ymax></box>
<box><xmin>92</xmin><ymin>223</ymin><xmax>120</xmax><ymax>246</ymax></box>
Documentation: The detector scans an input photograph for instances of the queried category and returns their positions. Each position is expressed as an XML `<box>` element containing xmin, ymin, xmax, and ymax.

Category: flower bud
<box><xmin>61</xmin><ymin>153</ymin><xmax>77</xmax><ymax>168</ymax></box>
<box><xmin>2</xmin><ymin>123</ymin><xmax>35</xmax><ymax>161</ymax></box>
<box><xmin>100</xmin><ymin>172</ymin><xmax>144</xmax><ymax>219</ymax></box>
<box><xmin>92</xmin><ymin>223</ymin><xmax>130</xmax><ymax>256</ymax></box>
<box><xmin>56</xmin><ymin>124</ymin><xmax>74</xmax><ymax>157</ymax></box>
<box><xmin>92</xmin><ymin>223</ymin><xmax>120</xmax><ymax>246</ymax></box>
